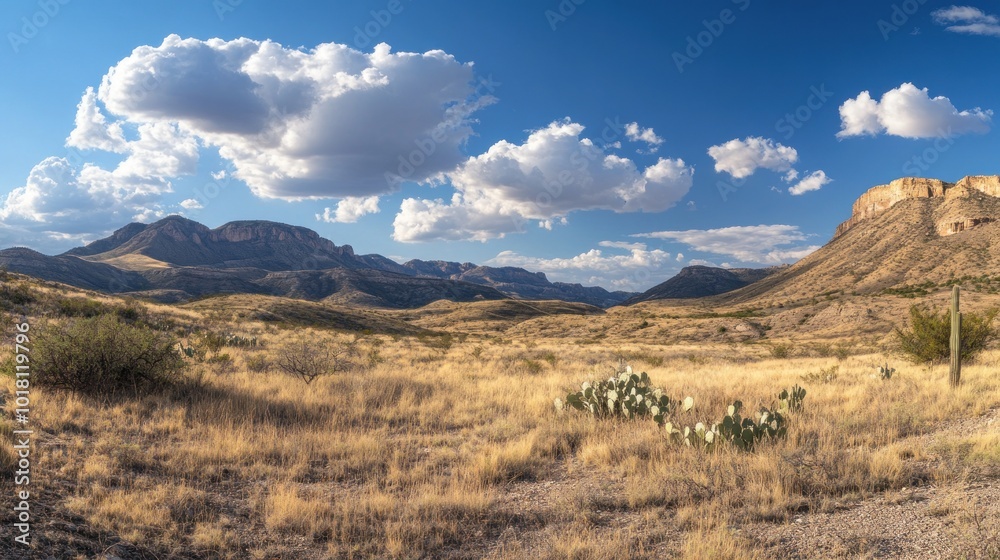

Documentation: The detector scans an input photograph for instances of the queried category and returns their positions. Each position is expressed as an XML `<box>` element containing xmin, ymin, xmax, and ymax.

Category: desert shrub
<box><xmin>801</xmin><ymin>365</ymin><xmax>839</xmax><ymax>384</ymax></box>
<box><xmin>115</xmin><ymin>304</ymin><xmax>142</xmax><ymax>323</ymax></box>
<box><xmin>245</xmin><ymin>354</ymin><xmax>271</xmax><ymax>373</ymax></box>
<box><xmin>206</xmin><ymin>353</ymin><xmax>234</xmax><ymax>374</ymax></box>
<box><xmin>768</xmin><ymin>343</ymin><xmax>792</xmax><ymax>359</ymax></box>
<box><xmin>469</xmin><ymin>345</ymin><xmax>485</xmax><ymax>361</ymax></box>
<box><xmin>57</xmin><ymin>297</ymin><xmax>110</xmax><ymax>318</ymax></box>
<box><xmin>895</xmin><ymin>305</ymin><xmax>998</xmax><ymax>364</ymax></box>
<box><xmin>0</xmin><ymin>282</ymin><xmax>35</xmax><ymax>309</ymax></box>
<box><xmin>276</xmin><ymin>339</ymin><xmax>353</xmax><ymax>384</ymax></box>
<box><xmin>520</xmin><ymin>359</ymin><xmax>544</xmax><ymax>375</ymax></box>
<box><xmin>33</xmin><ymin>315</ymin><xmax>185</xmax><ymax>397</ymax></box>
<box><xmin>365</xmin><ymin>338</ymin><xmax>386</xmax><ymax>368</ymax></box>
<box><xmin>57</xmin><ymin>298</ymin><xmax>150</xmax><ymax>326</ymax></box>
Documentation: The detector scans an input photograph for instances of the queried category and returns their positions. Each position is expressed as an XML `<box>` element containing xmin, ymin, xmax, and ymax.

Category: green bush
<box><xmin>895</xmin><ymin>305</ymin><xmax>998</xmax><ymax>364</ymax></box>
<box><xmin>33</xmin><ymin>315</ymin><xmax>185</xmax><ymax>397</ymax></box>
<box><xmin>768</xmin><ymin>343</ymin><xmax>792</xmax><ymax>359</ymax></box>
<box><xmin>245</xmin><ymin>354</ymin><xmax>271</xmax><ymax>373</ymax></box>
<box><xmin>57</xmin><ymin>298</ymin><xmax>110</xmax><ymax>318</ymax></box>
<box><xmin>0</xmin><ymin>282</ymin><xmax>35</xmax><ymax>309</ymax></box>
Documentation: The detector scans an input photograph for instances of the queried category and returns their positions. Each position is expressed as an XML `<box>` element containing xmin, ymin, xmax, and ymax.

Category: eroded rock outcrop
<box><xmin>835</xmin><ymin>175</ymin><xmax>1000</xmax><ymax>238</ymax></box>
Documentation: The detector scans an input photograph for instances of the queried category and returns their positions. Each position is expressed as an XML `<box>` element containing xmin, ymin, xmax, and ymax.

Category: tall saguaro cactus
<box><xmin>950</xmin><ymin>286</ymin><xmax>962</xmax><ymax>387</ymax></box>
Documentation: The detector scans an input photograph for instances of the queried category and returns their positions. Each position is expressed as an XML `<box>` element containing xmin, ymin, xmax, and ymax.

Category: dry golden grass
<box><xmin>2</xmin><ymin>290</ymin><xmax>999</xmax><ymax>558</ymax></box>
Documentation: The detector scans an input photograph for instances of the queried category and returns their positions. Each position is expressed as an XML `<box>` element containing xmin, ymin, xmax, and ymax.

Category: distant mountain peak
<box><xmin>624</xmin><ymin>265</ymin><xmax>783</xmax><ymax>304</ymax></box>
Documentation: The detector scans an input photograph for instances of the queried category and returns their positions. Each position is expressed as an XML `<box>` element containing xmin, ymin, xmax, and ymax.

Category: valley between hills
<box><xmin>0</xmin><ymin>175</ymin><xmax>999</xmax><ymax>559</ymax></box>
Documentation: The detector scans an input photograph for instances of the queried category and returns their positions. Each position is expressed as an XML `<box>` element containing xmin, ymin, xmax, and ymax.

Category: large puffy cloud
<box><xmin>392</xmin><ymin>119</ymin><xmax>694</xmax><ymax>242</ymax></box>
<box><xmin>837</xmin><ymin>83</ymin><xmax>992</xmax><ymax>139</ymax></box>
<box><xmin>95</xmin><ymin>35</ymin><xmax>494</xmax><ymax>199</ymax></box>
<box><xmin>0</xmin><ymin>157</ymin><xmax>171</xmax><ymax>237</ymax></box>
<box><xmin>932</xmin><ymin>6</ymin><xmax>1000</xmax><ymax>36</ymax></box>
<box><xmin>634</xmin><ymin>224</ymin><xmax>819</xmax><ymax>264</ymax></box>
<box><xmin>707</xmin><ymin>137</ymin><xmax>798</xmax><ymax>179</ymax></box>
<box><xmin>486</xmin><ymin>241</ymin><xmax>673</xmax><ymax>290</ymax></box>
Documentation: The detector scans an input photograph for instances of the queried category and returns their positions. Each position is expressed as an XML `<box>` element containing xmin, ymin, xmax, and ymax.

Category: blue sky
<box><xmin>1</xmin><ymin>1</ymin><xmax>998</xmax><ymax>291</ymax></box>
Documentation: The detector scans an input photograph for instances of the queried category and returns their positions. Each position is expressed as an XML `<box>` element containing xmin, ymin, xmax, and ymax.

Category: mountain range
<box><xmin>0</xmin><ymin>216</ymin><xmax>645</xmax><ymax>308</ymax></box>
<box><xmin>3</xmin><ymin>175</ymin><xmax>998</xmax><ymax>311</ymax></box>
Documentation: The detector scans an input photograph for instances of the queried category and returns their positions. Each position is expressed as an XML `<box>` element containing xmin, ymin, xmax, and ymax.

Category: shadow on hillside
<box><xmin>171</xmin><ymin>379</ymin><xmax>335</xmax><ymax>430</ymax></box>
<box><xmin>168</xmin><ymin>373</ymin><xmax>434</xmax><ymax>431</ymax></box>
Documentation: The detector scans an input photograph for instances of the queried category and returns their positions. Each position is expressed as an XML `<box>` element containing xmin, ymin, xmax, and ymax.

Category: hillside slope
<box><xmin>716</xmin><ymin>177</ymin><xmax>1000</xmax><ymax>307</ymax></box>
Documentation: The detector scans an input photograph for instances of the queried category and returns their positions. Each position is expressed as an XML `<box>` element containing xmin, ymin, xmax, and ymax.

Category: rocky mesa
<box><xmin>835</xmin><ymin>175</ymin><xmax>1000</xmax><ymax>237</ymax></box>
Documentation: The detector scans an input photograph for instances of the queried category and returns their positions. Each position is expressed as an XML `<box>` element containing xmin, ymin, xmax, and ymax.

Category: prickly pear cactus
<box><xmin>557</xmin><ymin>370</ymin><xmax>806</xmax><ymax>453</ymax></box>
<box><xmin>560</xmin><ymin>366</ymin><xmax>673</xmax><ymax>425</ymax></box>
<box><xmin>877</xmin><ymin>363</ymin><xmax>895</xmax><ymax>380</ymax></box>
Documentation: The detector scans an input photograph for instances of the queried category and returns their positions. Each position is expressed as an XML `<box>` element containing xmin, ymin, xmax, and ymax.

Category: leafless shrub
<box><xmin>276</xmin><ymin>339</ymin><xmax>352</xmax><ymax>384</ymax></box>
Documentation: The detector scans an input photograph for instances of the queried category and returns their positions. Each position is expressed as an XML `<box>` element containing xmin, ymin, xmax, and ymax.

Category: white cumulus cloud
<box><xmin>392</xmin><ymin>119</ymin><xmax>694</xmax><ymax>242</ymax></box>
<box><xmin>707</xmin><ymin>137</ymin><xmax>798</xmax><ymax>179</ymax></box>
<box><xmin>0</xmin><ymin>157</ymin><xmax>172</xmax><ymax>236</ymax></box>
<box><xmin>634</xmin><ymin>224</ymin><xmax>820</xmax><ymax>264</ymax></box>
<box><xmin>625</xmin><ymin>122</ymin><xmax>664</xmax><ymax>152</ymax></box>
<box><xmin>1</xmin><ymin>118</ymin><xmax>198</xmax><ymax>244</ymax></box>
<box><xmin>788</xmin><ymin>170</ymin><xmax>832</xmax><ymax>196</ymax></box>
<box><xmin>837</xmin><ymin>83</ymin><xmax>992</xmax><ymax>139</ymax></box>
<box><xmin>317</xmin><ymin>196</ymin><xmax>381</xmax><ymax>223</ymax></box>
<box><xmin>486</xmin><ymin>241</ymin><xmax>673</xmax><ymax>290</ymax></box>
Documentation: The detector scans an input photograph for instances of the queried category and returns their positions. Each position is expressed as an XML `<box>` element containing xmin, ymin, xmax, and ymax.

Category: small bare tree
<box><xmin>276</xmin><ymin>339</ymin><xmax>351</xmax><ymax>384</ymax></box>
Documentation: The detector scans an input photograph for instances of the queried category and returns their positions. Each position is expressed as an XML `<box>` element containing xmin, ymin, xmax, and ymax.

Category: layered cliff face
<box><xmin>835</xmin><ymin>175</ymin><xmax>1000</xmax><ymax>238</ymax></box>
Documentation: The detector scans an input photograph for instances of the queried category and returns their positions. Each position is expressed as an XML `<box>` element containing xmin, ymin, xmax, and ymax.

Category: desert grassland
<box><xmin>3</xmin><ymin>317</ymin><xmax>1000</xmax><ymax>559</ymax></box>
